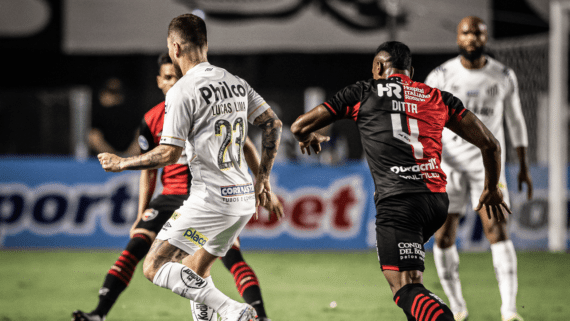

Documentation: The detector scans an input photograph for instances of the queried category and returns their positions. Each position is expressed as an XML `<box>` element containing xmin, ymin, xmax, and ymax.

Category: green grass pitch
<box><xmin>0</xmin><ymin>250</ymin><xmax>568</xmax><ymax>320</ymax></box>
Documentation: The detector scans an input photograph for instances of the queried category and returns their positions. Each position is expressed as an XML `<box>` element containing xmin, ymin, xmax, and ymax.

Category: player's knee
<box><xmin>130</xmin><ymin>228</ymin><xmax>156</xmax><ymax>241</ymax></box>
<box><xmin>435</xmin><ymin>231</ymin><xmax>454</xmax><ymax>248</ymax></box>
<box><xmin>383</xmin><ymin>270</ymin><xmax>422</xmax><ymax>295</ymax></box>
<box><xmin>484</xmin><ymin>222</ymin><xmax>508</xmax><ymax>244</ymax></box>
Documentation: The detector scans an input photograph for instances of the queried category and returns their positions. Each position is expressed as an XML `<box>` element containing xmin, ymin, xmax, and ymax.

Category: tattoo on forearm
<box><xmin>255</xmin><ymin>111</ymin><xmax>282</xmax><ymax>179</ymax></box>
<box><xmin>124</xmin><ymin>145</ymin><xmax>173</xmax><ymax>170</ymax></box>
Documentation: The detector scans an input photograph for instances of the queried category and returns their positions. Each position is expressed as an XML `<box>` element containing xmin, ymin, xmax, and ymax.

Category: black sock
<box><xmin>221</xmin><ymin>248</ymin><xmax>267</xmax><ymax>318</ymax></box>
<box><xmin>92</xmin><ymin>234</ymin><xmax>151</xmax><ymax>317</ymax></box>
<box><xmin>394</xmin><ymin>283</ymin><xmax>454</xmax><ymax>321</ymax></box>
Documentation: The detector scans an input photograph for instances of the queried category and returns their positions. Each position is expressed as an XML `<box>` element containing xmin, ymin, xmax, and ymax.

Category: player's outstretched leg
<box><xmin>72</xmin><ymin>233</ymin><xmax>152</xmax><ymax>321</ymax></box>
<box><xmin>221</xmin><ymin>242</ymin><xmax>270</xmax><ymax>321</ymax></box>
<box><xmin>145</xmin><ymin>241</ymin><xmax>257</xmax><ymax>321</ymax></box>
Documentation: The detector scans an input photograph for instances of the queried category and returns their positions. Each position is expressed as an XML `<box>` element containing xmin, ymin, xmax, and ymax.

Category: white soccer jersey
<box><xmin>160</xmin><ymin>62</ymin><xmax>269</xmax><ymax>215</ymax></box>
<box><xmin>425</xmin><ymin>55</ymin><xmax>528</xmax><ymax>171</ymax></box>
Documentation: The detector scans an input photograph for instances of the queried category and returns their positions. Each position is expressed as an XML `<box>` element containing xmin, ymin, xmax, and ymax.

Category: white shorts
<box><xmin>442</xmin><ymin>162</ymin><xmax>510</xmax><ymax>216</ymax></box>
<box><xmin>156</xmin><ymin>206</ymin><xmax>253</xmax><ymax>257</ymax></box>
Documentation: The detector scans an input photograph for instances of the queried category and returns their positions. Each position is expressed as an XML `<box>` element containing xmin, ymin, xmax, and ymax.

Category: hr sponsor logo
<box><xmin>377</xmin><ymin>83</ymin><xmax>402</xmax><ymax>99</ymax></box>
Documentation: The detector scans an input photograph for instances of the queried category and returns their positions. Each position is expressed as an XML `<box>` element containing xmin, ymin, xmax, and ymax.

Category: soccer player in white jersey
<box><xmin>98</xmin><ymin>14</ymin><xmax>282</xmax><ymax>321</ymax></box>
<box><xmin>425</xmin><ymin>16</ymin><xmax>533</xmax><ymax>321</ymax></box>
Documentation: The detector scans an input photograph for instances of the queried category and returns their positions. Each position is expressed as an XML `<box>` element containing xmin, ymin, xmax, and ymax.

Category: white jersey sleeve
<box><xmin>160</xmin><ymin>86</ymin><xmax>195</xmax><ymax>148</ymax></box>
<box><xmin>503</xmin><ymin>68</ymin><xmax>528</xmax><ymax>148</ymax></box>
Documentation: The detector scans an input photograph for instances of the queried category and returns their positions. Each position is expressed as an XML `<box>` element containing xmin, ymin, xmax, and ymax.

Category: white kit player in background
<box><xmin>98</xmin><ymin>14</ymin><xmax>282</xmax><ymax>321</ymax></box>
<box><xmin>425</xmin><ymin>16</ymin><xmax>532</xmax><ymax>321</ymax></box>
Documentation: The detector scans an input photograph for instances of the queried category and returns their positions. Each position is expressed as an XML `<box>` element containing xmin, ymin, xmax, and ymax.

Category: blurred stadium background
<box><xmin>0</xmin><ymin>0</ymin><xmax>569</xmax><ymax>320</ymax></box>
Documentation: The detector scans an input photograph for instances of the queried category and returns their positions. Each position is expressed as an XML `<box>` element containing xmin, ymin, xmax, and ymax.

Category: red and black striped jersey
<box><xmin>323</xmin><ymin>74</ymin><xmax>468</xmax><ymax>201</ymax></box>
<box><xmin>138</xmin><ymin>101</ymin><xmax>191</xmax><ymax>195</ymax></box>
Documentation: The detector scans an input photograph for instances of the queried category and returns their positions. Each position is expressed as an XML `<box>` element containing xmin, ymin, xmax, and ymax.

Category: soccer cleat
<box><xmin>221</xmin><ymin>303</ymin><xmax>257</xmax><ymax>321</ymax></box>
<box><xmin>71</xmin><ymin>310</ymin><xmax>105</xmax><ymax>321</ymax></box>
<box><xmin>453</xmin><ymin>310</ymin><xmax>469</xmax><ymax>321</ymax></box>
<box><xmin>257</xmin><ymin>318</ymin><xmax>271</xmax><ymax>321</ymax></box>
<box><xmin>502</xmin><ymin>313</ymin><xmax>524</xmax><ymax>321</ymax></box>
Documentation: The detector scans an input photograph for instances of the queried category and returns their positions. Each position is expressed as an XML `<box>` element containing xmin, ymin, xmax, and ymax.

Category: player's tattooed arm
<box><xmin>252</xmin><ymin>109</ymin><xmax>282</xmax><ymax>207</ymax></box>
<box><xmin>253</xmin><ymin>109</ymin><xmax>282</xmax><ymax>180</ymax></box>
<box><xmin>98</xmin><ymin>144</ymin><xmax>183</xmax><ymax>172</ymax></box>
<box><xmin>291</xmin><ymin>105</ymin><xmax>333</xmax><ymax>155</ymax></box>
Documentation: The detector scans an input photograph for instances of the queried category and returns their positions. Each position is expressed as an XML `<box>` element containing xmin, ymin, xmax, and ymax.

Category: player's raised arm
<box><xmin>98</xmin><ymin>144</ymin><xmax>183</xmax><ymax>172</ymax></box>
<box><xmin>252</xmin><ymin>108</ymin><xmax>282</xmax><ymax>207</ymax></box>
<box><xmin>290</xmin><ymin>105</ymin><xmax>333</xmax><ymax>155</ymax></box>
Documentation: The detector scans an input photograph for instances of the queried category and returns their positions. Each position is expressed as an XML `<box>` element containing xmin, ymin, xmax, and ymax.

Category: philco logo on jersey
<box><xmin>390</xmin><ymin>158</ymin><xmax>438</xmax><ymax>174</ymax></box>
<box><xmin>142</xmin><ymin>209</ymin><xmax>158</xmax><ymax>221</ymax></box>
<box><xmin>377</xmin><ymin>83</ymin><xmax>402</xmax><ymax>98</ymax></box>
<box><xmin>199</xmin><ymin>81</ymin><xmax>247</xmax><ymax>105</ymax></box>
<box><xmin>184</xmin><ymin>228</ymin><xmax>208</xmax><ymax>247</ymax></box>
<box><xmin>220</xmin><ymin>183</ymin><xmax>254</xmax><ymax>197</ymax></box>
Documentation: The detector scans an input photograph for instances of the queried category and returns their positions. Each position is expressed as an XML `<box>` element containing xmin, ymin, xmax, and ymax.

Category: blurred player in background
<box><xmin>73</xmin><ymin>53</ymin><xmax>282</xmax><ymax>321</ymax></box>
<box><xmin>291</xmin><ymin>41</ymin><xmax>509</xmax><ymax>321</ymax></box>
<box><xmin>89</xmin><ymin>77</ymin><xmax>141</xmax><ymax>157</ymax></box>
<box><xmin>98</xmin><ymin>14</ymin><xmax>282</xmax><ymax>321</ymax></box>
<box><xmin>425</xmin><ymin>16</ymin><xmax>532</xmax><ymax>321</ymax></box>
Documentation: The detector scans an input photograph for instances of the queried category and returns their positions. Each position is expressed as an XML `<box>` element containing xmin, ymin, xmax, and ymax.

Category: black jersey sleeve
<box><xmin>138</xmin><ymin>117</ymin><xmax>157</xmax><ymax>153</ymax></box>
<box><xmin>441</xmin><ymin>90</ymin><xmax>468</xmax><ymax>124</ymax></box>
<box><xmin>323</xmin><ymin>82</ymin><xmax>364</xmax><ymax>120</ymax></box>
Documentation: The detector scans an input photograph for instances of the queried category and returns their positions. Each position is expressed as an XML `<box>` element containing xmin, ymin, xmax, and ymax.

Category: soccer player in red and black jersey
<box><xmin>291</xmin><ymin>41</ymin><xmax>510</xmax><ymax>321</ymax></box>
<box><xmin>73</xmin><ymin>54</ymin><xmax>281</xmax><ymax>321</ymax></box>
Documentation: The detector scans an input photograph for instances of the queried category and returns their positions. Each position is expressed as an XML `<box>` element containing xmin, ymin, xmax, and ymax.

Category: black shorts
<box><xmin>375</xmin><ymin>192</ymin><xmax>449</xmax><ymax>272</ymax></box>
<box><xmin>135</xmin><ymin>194</ymin><xmax>188</xmax><ymax>234</ymax></box>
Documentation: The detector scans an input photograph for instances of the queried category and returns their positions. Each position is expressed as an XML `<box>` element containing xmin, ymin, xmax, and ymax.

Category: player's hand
<box><xmin>254</xmin><ymin>178</ymin><xmax>271</xmax><ymax>218</ymax></box>
<box><xmin>475</xmin><ymin>186</ymin><xmax>512</xmax><ymax>222</ymax></box>
<box><xmin>261</xmin><ymin>192</ymin><xmax>284</xmax><ymax>220</ymax></box>
<box><xmin>299</xmin><ymin>132</ymin><xmax>330</xmax><ymax>155</ymax></box>
<box><xmin>98</xmin><ymin>153</ymin><xmax>123</xmax><ymax>172</ymax></box>
<box><xmin>518</xmin><ymin>168</ymin><xmax>533</xmax><ymax>200</ymax></box>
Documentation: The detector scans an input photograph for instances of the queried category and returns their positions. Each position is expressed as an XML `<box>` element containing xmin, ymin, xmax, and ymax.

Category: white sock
<box><xmin>491</xmin><ymin>240</ymin><xmax>518</xmax><ymax>317</ymax></box>
<box><xmin>433</xmin><ymin>244</ymin><xmax>467</xmax><ymax>314</ymax></box>
<box><xmin>153</xmin><ymin>262</ymin><xmax>231</xmax><ymax>312</ymax></box>
<box><xmin>190</xmin><ymin>276</ymin><xmax>219</xmax><ymax>321</ymax></box>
